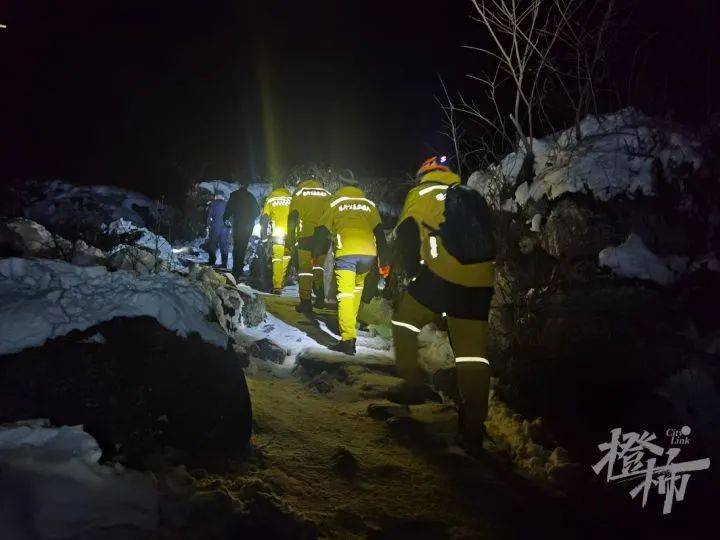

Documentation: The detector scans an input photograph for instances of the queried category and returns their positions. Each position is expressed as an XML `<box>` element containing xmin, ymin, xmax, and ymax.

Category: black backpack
<box><xmin>431</xmin><ymin>184</ymin><xmax>496</xmax><ymax>264</ymax></box>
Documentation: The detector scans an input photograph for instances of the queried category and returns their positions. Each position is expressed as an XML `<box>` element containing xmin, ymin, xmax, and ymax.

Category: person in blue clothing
<box><xmin>206</xmin><ymin>190</ymin><xmax>231</xmax><ymax>268</ymax></box>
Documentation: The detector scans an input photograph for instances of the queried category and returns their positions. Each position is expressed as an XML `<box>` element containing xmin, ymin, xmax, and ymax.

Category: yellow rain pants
<box><xmin>392</xmin><ymin>292</ymin><xmax>491</xmax><ymax>439</ymax></box>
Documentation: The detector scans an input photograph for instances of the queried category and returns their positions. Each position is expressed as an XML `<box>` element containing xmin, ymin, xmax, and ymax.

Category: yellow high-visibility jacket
<box><xmin>288</xmin><ymin>179</ymin><xmax>332</xmax><ymax>239</ymax></box>
<box><xmin>262</xmin><ymin>188</ymin><xmax>292</xmax><ymax>244</ymax></box>
<box><xmin>395</xmin><ymin>170</ymin><xmax>494</xmax><ymax>288</ymax></box>
<box><xmin>319</xmin><ymin>186</ymin><xmax>382</xmax><ymax>258</ymax></box>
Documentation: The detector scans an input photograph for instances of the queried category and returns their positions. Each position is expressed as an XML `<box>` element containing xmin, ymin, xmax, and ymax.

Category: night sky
<box><xmin>2</xmin><ymin>1</ymin><xmax>718</xmax><ymax>197</ymax></box>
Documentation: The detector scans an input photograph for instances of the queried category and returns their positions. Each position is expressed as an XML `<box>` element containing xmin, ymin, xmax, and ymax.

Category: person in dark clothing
<box><xmin>223</xmin><ymin>183</ymin><xmax>261</xmax><ymax>277</ymax></box>
<box><xmin>206</xmin><ymin>191</ymin><xmax>231</xmax><ymax>268</ymax></box>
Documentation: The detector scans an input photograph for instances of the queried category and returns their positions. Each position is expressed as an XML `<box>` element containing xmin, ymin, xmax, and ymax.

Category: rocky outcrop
<box><xmin>0</xmin><ymin>217</ymin><xmax>106</xmax><ymax>266</ymax></box>
<box><xmin>0</xmin><ymin>316</ymin><xmax>252</xmax><ymax>467</ymax></box>
<box><xmin>70</xmin><ymin>239</ymin><xmax>106</xmax><ymax>266</ymax></box>
<box><xmin>539</xmin><ymin>198</ymin><xmax>618</xmax><ymax>259</ymax></box>
<box><xmin>0</xmin><ymin>217</ymin><xmax>72</xmax><ymax>258</ymax></box>
<box><xmin>477</xmin><ymin>110</ymin><xmax>720</xmax><ymax>453</ymax></box>
<box><xmin>188</xmin><ymin>265</ymin><xmax>266</xmax><ymax>339</ymax></box>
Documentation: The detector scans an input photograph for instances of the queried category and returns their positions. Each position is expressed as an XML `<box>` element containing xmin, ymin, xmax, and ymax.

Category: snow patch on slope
<box><xmin>0</xmin><ymin>258</ymin><xmax>227</xmax><ymax>355</ymax></box>
<box><xmin>240</xmin><ymin>311</ymin><xmax>318</xmax><ymax>368</ymax></box>
<box><xmin>0</xmin><ymin>419</ymin><xmax>157</xmax><ymax>539</ymax></box>
<box><xmin>598</xmin><ymin>233</ymin><xmax>688</xmax><ymax>285</ymax></box>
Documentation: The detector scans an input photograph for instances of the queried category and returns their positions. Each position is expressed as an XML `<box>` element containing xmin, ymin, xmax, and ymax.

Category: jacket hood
<box><xmin>419</xmin><ymin>170</ymin><xmax>461</xmax><ymax>187</ymax></box>
<box><xmin>269</xmin><ymin>187</ymin><xmax>291</xmax><ymax>197</ymax></box>
<box><xmin>297</xmin><ymin>179</ymin><xmax>324</xmax><ymax>190</ymax></box>
<box><xmin>334</xmin><ymin>185</ymin><xmax>366</xmax><ymax>198</ymax></box>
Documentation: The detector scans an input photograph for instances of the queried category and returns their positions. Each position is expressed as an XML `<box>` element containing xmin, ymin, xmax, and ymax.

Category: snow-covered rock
<box><xmin>522</xmin><ymin>109</ymin><xmax>702</xmax><ymax>204</ymax></box>
<box><xmin>20</xmin><ymin>180</ymin><xmax>166</xmax><ymax>230</ymax></box>
<box><xmin>106</xmin><ymin>218</ymin><xmax>184</xmax><ymax>272</ymax></box>
<box><xmin>598</xmin><ymin>233</ymin><xmax>687</xmax><ymax>285</ymax></box>
<box><xmin>187</xmin><ymin>266</ymin><xmax>266</xmax><ymax>338</ymax></box>
<box><xmin>0</xmin><ymin>257</ymin><xmax>228</xmax><ymax>355</ymax></box>
<box><xmin>212</xmin><ymin>285</ymin><xmax>265</xmax><ymax>336</ymax></box>
<box><xmin>472</xmin><ymin>109</ymin><xmax>704</xmax><ymax>209</ymax></box>
<box><xmin>197</xmin><ymin>180</ymin><xmax>271</xmax><ymax>204</ymax></box>
<box><xmin>0</xmin><ymin>419</ymin><xmax>157</xmax><ymax>539</ymax></box>
<box><xmin>479</xmin><ymin>109</ymin><xmax>719</xmax><ymax>458</ymax></box>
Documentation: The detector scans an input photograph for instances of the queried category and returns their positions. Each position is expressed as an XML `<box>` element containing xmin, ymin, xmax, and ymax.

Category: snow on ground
<box><xmin>171</xmin><ymin>235</ymin><xmax>211</xmax><ymax>265</ymax></box>
<box><xmin>0</xmin><ymin>257</ymin><xmax>228</xmax><ymax>355</ymax></box>
<box><xmin>598</xmin><ymin>233</ymin><xmax>688</xmax><ymax>285</ymax></box>
<box><xmin>238</xmin><ymin>286</ymin><xmax>394</xmax><ymax>372</ymax></box>
<box><xmin>241</xmin><ymin>310</ymin><xmax>319</xmax><ymax>366</ymax></box>
<box><xmin>247</xmin><ymin>285</ymin><xmax>575</xmax><ymax>485</ymax></box>
<box><xmin>241</xmin><ymin>285</ymin><xmax>445</xmax><ymax>374</ymax></box>
<box><xmin>22</xmin><ymin>180</ymin><xmax>164</xmax><ymax>229</ymax></box>
<box><xmin>0</xmin><ymin>419</ymin><xmax>157</xmax><ymax>539</ymax></box>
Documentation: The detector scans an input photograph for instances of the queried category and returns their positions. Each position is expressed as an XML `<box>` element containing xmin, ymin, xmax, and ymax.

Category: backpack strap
<box><xmin>422</xmin><ymin>222</ymin><xmax>439</xmax><ymax>235</ymax></box>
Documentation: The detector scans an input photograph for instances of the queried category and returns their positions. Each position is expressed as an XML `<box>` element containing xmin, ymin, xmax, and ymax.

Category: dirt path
<box><xmin>180</xmin><ymin>293</ymin><xmax>686</xmax><ymax>540</ymax></box>
<box><xmin>194</xmin><ymin>294</ymin><xmax>577</xmax><ymax>539</ymax></box>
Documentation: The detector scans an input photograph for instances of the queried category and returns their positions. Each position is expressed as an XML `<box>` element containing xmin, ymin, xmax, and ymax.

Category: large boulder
<box><xmin>0</xmin><ymin>316</ymin><xmax>252</xmax><ymax>467</ymax></box>
<box><xmin>540</xmin><ymin>198</ymin><xmax>618</xmax><ymax>259</ymax></box>
<box><xmin>0</xmin><ymin>217</ymin><xmax>107</xmax><ymax>266</ymax></box>
<box><xmin>70</xmin><ymin>239</ymin><xmax>106</xmax><ymax>266</ymax></box>
<box><xmin>0</xmin><ymin>217</ymin><xmax>73</xmax><ymax>259</ymax></box>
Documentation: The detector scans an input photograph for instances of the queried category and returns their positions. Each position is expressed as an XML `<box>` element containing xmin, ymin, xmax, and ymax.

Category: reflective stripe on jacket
<box><xmin>320</xmin><ymin>186</ymin><xmax>381</xmax><ymax>258</ymax></box>
<box><xmin>262</xmin><ymin>188</ymin><xmax>292</xmax><ymax>243</ymax></box>
<box><xmin>289</xmin><ymin>179</ymin><xmax>331</xmax><ymax>239</ymax></box>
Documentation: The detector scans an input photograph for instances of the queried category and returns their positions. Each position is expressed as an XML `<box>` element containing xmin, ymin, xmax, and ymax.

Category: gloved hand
<box><xmin>378</xmin><ymin>265</ymin><xmax>391</xmax><ymax>279</ymax></box>
<box><xmin>284</xmin><ymin>245</ymin><xmax>293</xmax><ymax>258</ymax></box>
<box><xmin>311</xmin><ymin>257</ymin><xmax>321</xmax><ymax>267</ymax></box>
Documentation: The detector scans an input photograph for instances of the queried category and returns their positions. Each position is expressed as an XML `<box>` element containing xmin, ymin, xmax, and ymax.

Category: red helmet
<box><xmin>416</xmin><ymin>156</ymin><xmax>450</xmax><ymax>178</ymax></box>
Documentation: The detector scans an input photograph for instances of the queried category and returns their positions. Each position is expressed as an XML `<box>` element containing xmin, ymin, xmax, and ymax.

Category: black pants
<box><xmin>232</xmin><ymin>227</ymin><xmax>253</xmax><ymax>275</ymax></box>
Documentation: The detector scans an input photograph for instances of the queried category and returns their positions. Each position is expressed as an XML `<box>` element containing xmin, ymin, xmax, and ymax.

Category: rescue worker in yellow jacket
<box><xmin>260</xmin><ymin>186</ymin><xmax>292</xmax><ymax>294</ymax></box>
<box><xmin>287</xmin><ymin>178</ymin><xmax>332</xmax><ymax>313</ymax></box>
<box><xmin>390</xmin><ymin>157</ymin><xmax>495</xmax><ymax>449</ymax></box>
<box><xmin>313</xmin><ymin>170</ymin><xmax>389</xmax><ymax>355</ymax></box>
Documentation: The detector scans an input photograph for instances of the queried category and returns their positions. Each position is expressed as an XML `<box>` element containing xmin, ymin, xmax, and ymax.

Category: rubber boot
<box><xmin>329</xmin><ymin>338</ymin><xmax>356</xmax><ymax>355</ymax></box>
<box><xmin>458</xmin><ymin>407</ymin><xmax>491</xmax><ymax>456</ymax></box>
<box><xmin>386</xmin><ymin>381</ymin><xmax>442</xmax><ymax>405</ymax></box>
<box><xmin>295</xmin><ymin>299</ymin><xmax>313</xmax><ymax>314</ymax></box>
